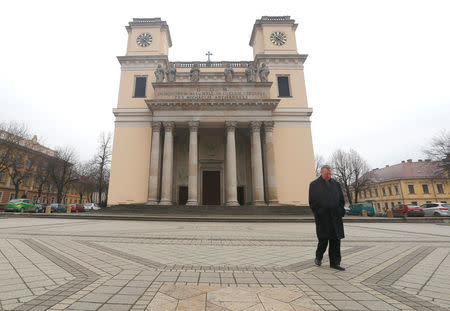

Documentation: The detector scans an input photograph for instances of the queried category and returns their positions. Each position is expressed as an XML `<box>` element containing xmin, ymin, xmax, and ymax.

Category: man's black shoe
<box><xmin>314</xmin><ymin>258</ymin><xmax>322</xmax><ymax>266</ymax></box>
<box><xmin>330</xmin><ymin>265</ymin><xmax>345</xmax><ymax>271</ymax></box>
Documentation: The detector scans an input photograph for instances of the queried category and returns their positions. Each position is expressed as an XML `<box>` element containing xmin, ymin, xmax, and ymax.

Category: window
<box><xmin>395</xmin><ymin>186</ymin><xmax>399</xmax><ymax>195</ymax></box>
<box><xmin>0</xmin><ymin>191</ymin><xmax>2</xmax><ymax>201</ymax></box>
<box><xmin>382</xmin><ymin>187</ymin><xmax>386</xmax><ymax>196</ymax></box>
<box><xmin>391</xmin><ymin>202</ymin><xmax>395</xmax><ymax>208</ymax></box>
<box><xmin>384</xmin><ymin>203</ymin><xmax>388</xmax><ymax>210</ymax></box>
<box><xmin>374</xmin><ymin>189</ymin><xmax>378</xmax><ymax>197</ymax></box>
<box><xmin>24</xmin><ymin>176</ymin><xmax>29</xmax><ymax>186</ymax></box>
<box><xmin>277</xmin><ymin>76</ymin><xmax>291</xmax><ymax>97</ymax></box>
<box><xmin>377</xmin><ymin>203</ymin><xmax>380</xmax><ymax>209</ymax></box>
<box><xmin>42</xmin><ymin>197</ymin><xmax>47</xmax><ymax>204</ymax></box>
<box><xmin>0</xmin><ymin>171</ymin><xmax>5</xmax><ymax>182</ymax></box>
<box><xmin>412</xmin><ymin>201</ymin><xmax>418</xmax><ymax>205</ymax></box>
<box><xmin>408</xmin><ymin>185</ymin><xmax>415</xmax><ymax>194</ymax></box>
<box><xmin>369</xmin><ymin>189</ymin><xmax>372</xmax><ymax>198</ymax></box>
<box><xmin>134</xmin><ymin>76</ymin><xmax>147</xmax><ymax>98</ymax></box>
<box><xmin>388</xmin><ymin>187</ymin><xmax>392</xmax><ymax>196</ymax></box>
<box><xmin>10</xmin><ymin>193</ymin><xmax>16</xmax><ymax>200</ymax></box>
<box><xmin>437</xmin><ymin>184</ymin><xmax>444</xmax><ymax>194</ymax></box>
<box><xmin>26</xmin><ymin>159</ymin><xmax>32</xmax><ymax>170</ymax></box>
<box><xmin>398</xmin><ymin>202</ymin><xmax>401</xmax><ymax>205</ymax></box>
<box><xmin>422</xmin><ymin>184</ymin><xmax>429</xmax><ymax>194</ymax></box>
<box><xmin>51</xmin><ymin>197</ymin><xmax>55</xmax><ymax>203</ymax></box>
<box><xmin>364</xmin><ymin>190</ymin><xmax>367</xmax><ymax>199</ymax></box>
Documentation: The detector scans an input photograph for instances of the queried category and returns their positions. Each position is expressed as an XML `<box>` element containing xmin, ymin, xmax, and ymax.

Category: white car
<box><xmin>420</xmin><ymin>202</ymin><xmax>450</xmax><ymax>217</ymax></box>
<box><xmin>84</xmin><ymin>203</ymin><xmax>101</xmax><ymax>211</ymax></box>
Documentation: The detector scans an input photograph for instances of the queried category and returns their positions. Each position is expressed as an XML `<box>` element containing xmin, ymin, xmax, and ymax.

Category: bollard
<box><xmin>45</xmin><ymin>206</ymin><xmax>51</xmax><ymax>214</ymax></box>
<box><xmin>361</xmin><ymin>209</ymin><xmax>368</xmax><ymax>217</ymax></box>
<box><xmin>387</xmin><ymin>210</ymin><xmax>393</xmax><ymax>218</ymax></box>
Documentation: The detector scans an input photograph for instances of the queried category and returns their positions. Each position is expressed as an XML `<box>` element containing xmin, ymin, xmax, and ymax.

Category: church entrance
<box><xmin>202</xmin><ymin>171</ymin><xmax>220</xmax><ymax>205</ymax></box>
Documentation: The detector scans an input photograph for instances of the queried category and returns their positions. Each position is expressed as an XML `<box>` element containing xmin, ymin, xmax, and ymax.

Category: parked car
<box><xmin>5</xmin><ymin>199</ymin><xmax>39</xmax><ymax>213</ymax></box>
<box><xmin>344</xmin><ymin>206</ymin><xmax>351</xmax><ymax>215</ymax></box>
<box><xmin>35</xmin><ymin>203</ymin><xmax>46</xmax><ymax>213</ymax></box>
<box><xmin>392</xmin><ymin>204</ymin><xmax>424</xmax><ymax>217</ymax></box>
<box><xmin>50</xmin><ymin>203</ymin><xmax>67</xmax><ymax>213</ymax></box>
<box><xmin>420</xmin><ymin>202</ymin><xmax>450</xmax><ymax>217</ymax></box>
<box><xmin>349</xmin><ymin>203</ymin><xmax>375</xmax><ymax>216</ymax></box>
<box><xmin>69</xmin><ymin>203</ymin><xmax>84</xmax><ymax>213</ymax></box>
<box><xmin>84</xmin><ymin>203</ymin><xmax>101</xmax><ymax>211</ymax></box>
<box><xmin>0</xmin><ymin>202</ymin><xmax>5</xmax><ymax>211</ymax></box>
<box><xmin>375</xmin><ymin>212</ymin><xmax>387</xmax><ymax>217</ymax></box>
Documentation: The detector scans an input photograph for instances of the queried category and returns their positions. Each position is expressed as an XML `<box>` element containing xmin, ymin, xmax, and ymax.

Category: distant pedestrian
<box><xmin>309</xmin><ymin>165</ymin><xmax>346</xmax><ymax>270</ymax></box>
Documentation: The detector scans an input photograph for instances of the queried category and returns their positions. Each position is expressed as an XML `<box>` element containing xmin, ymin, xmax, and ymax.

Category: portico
<box><xmin>145</xmin><ymin>82</ymin><xmax>279</xmax><ymax>205</ymax></box>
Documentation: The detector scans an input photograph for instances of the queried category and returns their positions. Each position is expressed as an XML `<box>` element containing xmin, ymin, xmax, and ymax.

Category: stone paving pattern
<box><xmin>0</xmin><ymin>218</ymin><xmax>449</xmax><ymax>310</ymax></box>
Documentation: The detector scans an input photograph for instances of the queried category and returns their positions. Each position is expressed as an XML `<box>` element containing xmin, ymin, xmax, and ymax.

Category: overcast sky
<box><xmin>1</xmin><ymin>0</ymin><xmax>449</xmax><ymax>169</ymax></box>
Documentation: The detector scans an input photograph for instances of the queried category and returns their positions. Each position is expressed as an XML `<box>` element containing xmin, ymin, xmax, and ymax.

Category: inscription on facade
<box><xmin>154</xmin><ymin>85</ymin><xmax>270</xmax><ymax>100</ymax></box>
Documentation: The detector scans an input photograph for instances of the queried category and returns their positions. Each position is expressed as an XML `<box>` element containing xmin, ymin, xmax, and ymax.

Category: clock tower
<box><xmin>125</xmin><ymin>18</ymin><xmax>172</xmax><ymax>56</ymax></box>
<box><xmin>249</xmin><ymin>16</ymin><xmax>299</xmax><ymax>57</ymax></box>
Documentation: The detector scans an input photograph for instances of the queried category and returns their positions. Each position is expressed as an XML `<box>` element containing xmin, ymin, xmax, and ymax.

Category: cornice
<box><xmin>117</xmin><ymin>55</ymin><xmax>169</xmax><ymax>70</ymax></box>
<box><xmin>254</xmin><ymin>54</ymin><xmax>308</xmax><ymax>70</ymax></box>
<box><xmin>146</xmin><ymin>99</ymin><xmax>280</xmax><ymax>111</ymax></box>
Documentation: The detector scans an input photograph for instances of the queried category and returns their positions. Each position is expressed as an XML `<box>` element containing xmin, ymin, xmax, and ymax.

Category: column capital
<box><xmin>263</xmin><ymin>121</ymin><xmax>274</xmax><ymax>132</ymax></box>
<box><xmin>225</xmin><ymin>121</ymin><xmax>238</xmax><ymax>132</ymax></box>
<box><xmin>162</xmin><ymin>121</ymin><xmax>175</xmax><ymax>132</ymax></box>
<box><xmin>188</xmin><ymin>121</ymin><xmax>200</xmax><ymax>132</ymax></box>
<box><xmin>249</xmin><ymin>121</ymin><xmax>262</xmax><ymax>133</ymax></box>
<box><xmin>151</xmin><ymin>121</ymin><xmax>162</xmax><ymax>132</ymax></box>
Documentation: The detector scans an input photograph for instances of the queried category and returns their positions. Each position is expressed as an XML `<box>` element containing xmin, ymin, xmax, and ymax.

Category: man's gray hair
<box><xmin>320</xmin><ymin>165</ymin><xmax>332</xmax><ymax>172</ymax></box>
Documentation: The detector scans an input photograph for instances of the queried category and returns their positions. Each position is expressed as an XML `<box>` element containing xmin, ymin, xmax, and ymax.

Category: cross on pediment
<box><xmin>205</xmin><ymin>51</ymin><xmax>213</xmax><ymax>62</ymax></box>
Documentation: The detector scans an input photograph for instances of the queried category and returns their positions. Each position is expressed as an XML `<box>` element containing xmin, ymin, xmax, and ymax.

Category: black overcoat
<box><xmin>309</xmin><ymin>176</ymin><xmax>346</xmax><ymax>239</ymax></box>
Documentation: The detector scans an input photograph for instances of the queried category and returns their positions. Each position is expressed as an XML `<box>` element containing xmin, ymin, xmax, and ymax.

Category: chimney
<box><xmin>407</xmin><ymin>159</ymin><xmax>412</xmax><ymax>163</ymax></box>
<box><xmin>401</xmin><ymin>160</ymin><xmax>405</xmax><ymax>163</ymax></box>
<box><xmin>418</xmin><ymin>159</ymin><xmax>422</xmax><ymax>162</ymax></box>
<box><xmin>425</xmin><ymin>159</ymin><xmax>431</xmax><ymax>162</ymax></box>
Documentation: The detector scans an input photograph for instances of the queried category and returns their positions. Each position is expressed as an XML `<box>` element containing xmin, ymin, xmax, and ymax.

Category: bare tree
<box><xmin>314</xmin><ymin>154</ymin><xmax>325</xmax><ymax>177</ymax></box>
<box><xmin>349</xmin><ymin>149</ymin><xmax>371</xmax><ymax>203</ymax></box>
<box><xmin>330</xmin><ymin>149</ymin><xmax>354</xmax><ymax>204</ymax></box>
<box><xmin>91</xmin><ymin>132</ymin><xmax>112</xmax><ymax>207</ymax></box>
<box><xmin>47</xmin><ymin>147</ymin><xmax>78</xmax><ymax>203</ymax></box>
<box><xmin>423</xmin><ymin>129</ymin><xmax>450</xmax><ymax>175</ymax></box>
<box><xmin>0</xmin><ymin>122</ymin><xmax>30</xmax><ymax>175</ymax></box>
<box><xmin>74</xmin><ymin>161</ymin><xmax>96</xmax><ymax>204</ymax></box>
<box><xmin>330</xmin><ymin>149</ymin><xmax>370</xmax><ymax>204</ymax></box>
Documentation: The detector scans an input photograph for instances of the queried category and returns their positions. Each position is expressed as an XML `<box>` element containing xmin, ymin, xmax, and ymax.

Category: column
<box><xmin>225</xmin><ymin>121</ymin><xmax>239</xmax><ymax>206</ymax></box>
<box><xmin>159</xmin><ymin>121</ymin><xmax>175</xmax><ymax>205</ymax></box>
<box><xmin>186</xmin><ymin>121</ymin><xmax>199</xmax><ymax>206</ymax></box>
<box><xmin>264</xmin><ymin>121</ymin><xmax>278</xmax><ymax>205</ymax></box>
<box><xmin>146</xmin><ymin>122</ymin><xmax>161</xmax><ymax>205</ymax></box>
<box><xmin>250</xmin><ymin>121</ymin><xmax>265</xmax><ymax>205</ymax></box>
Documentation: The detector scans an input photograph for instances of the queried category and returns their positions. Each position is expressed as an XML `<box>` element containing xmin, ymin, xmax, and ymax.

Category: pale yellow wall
<box><xmin>273</xmin><ymin>125</ymin><xmax>315</xmax><ymax>205</ymax></box>
<box><xmin>108</xmin><ymin>126</ymin><xmax>152</xmax><ymax>205</ymax></box>
<box><xmin>252</xmin><ymin>25</ymin><xmax>298</xmax><ymax>57</ymax></box>
<box><xmin>126</xmin><ymin>27</ymin><xmax>169</xmax><ymax>56</ymax></box>
<box><xmin>117</xmin><ymin>70</ymin><xmax>157</xmax><ymax>109</ymax></box>
<box><xmin>268</xmin><ymin>69</ymin><xmax>308</xmax><ymax>108</ymax></box>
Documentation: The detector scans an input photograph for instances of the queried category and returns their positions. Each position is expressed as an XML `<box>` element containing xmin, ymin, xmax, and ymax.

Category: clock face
<box><xmin>270</xmin><ymin>31</ymin><xmax>287</xmax><ymax>46</ymax></box>
<box><xmin>136</xmin><ymin>33</ymin><xmax>153</xmax><ymax>47</ymax></box>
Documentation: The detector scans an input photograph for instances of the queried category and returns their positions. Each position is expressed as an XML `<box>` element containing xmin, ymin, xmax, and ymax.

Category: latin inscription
<box><xmin>155</xmin><ymin>87</ymin><xmax>269</xmax><ymax>100</ymax></box>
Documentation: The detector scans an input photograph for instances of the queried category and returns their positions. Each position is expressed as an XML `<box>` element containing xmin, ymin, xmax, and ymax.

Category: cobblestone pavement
<box><xmin>0</xmin><ymin>218</ymin><xmax>449</xmax><ymax>311</ymax></box>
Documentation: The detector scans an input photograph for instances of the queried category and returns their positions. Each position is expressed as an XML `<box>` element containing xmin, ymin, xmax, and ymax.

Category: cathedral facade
<box><xmin>108</xmin><ymin>16</ymin><xmax>315</xmax><ymax>206</ymax></box>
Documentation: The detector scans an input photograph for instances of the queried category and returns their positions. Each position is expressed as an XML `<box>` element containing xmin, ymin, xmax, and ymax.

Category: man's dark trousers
<box><xmin>316</xmin><ymin>238</ymin><xmax>341</xmax><ymax>266</ymax></box>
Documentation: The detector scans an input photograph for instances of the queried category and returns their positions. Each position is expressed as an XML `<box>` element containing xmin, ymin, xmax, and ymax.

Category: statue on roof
<box><xmin>258</xmin><ymin>63</ymin><xmax>270</xmax><ymax>82</ymax></box>
<box><xmin>224</xmin><ymin>64</ymin><xmax>234</xmax><ymax>82</ymax></box>
<box><xmin>245</xmin><ymin>63</ymin><xmax>257</xmax><ymax>82</ymax></box>
<box><xmin>166</xmin><ymin>63</ymin><xmax>177</xmax><ymax>82</ymax></box>
<box><xmin>154</xmin><ymin>64</ymin><xmax>165</xmax><ymax>82</ymax></box>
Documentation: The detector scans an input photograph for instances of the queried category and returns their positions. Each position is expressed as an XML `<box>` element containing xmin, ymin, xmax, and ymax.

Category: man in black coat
<box><xmin>309</xmin><ymin>165</ymin><xmax>346</xmax><ymax>270</ymax></box>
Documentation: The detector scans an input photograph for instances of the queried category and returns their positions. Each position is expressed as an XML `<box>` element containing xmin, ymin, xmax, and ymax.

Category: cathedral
<box><xmin>108</xmin><ymin>16</ymin><xmax>315</xmax><ymax>207</ymax></box>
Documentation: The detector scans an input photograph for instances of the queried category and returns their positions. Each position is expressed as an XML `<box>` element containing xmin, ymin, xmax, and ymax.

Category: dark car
<box><xmin>35</xmin><ymin>203</ymin><xmax>46</xmax><ymax>213</ymax></box>
<box><xmin>50</xmin><ymin>203</ymin><xmax>67</xmax><ymax>213</ymax></box>
<box><xmin>0</xmin><ymin>202</ymin><xmax>5</xmax><ymax>211</ymax></box>
<box><xmin>392</xmin><ymin>204</ymin><xmax>424</xmax><ymax>217</ymax></box>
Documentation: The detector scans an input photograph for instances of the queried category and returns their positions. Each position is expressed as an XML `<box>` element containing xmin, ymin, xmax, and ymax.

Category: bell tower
<box><xmin>125</xmin><ymin>18</ymin><xmax>172</xmax><ymax>56</ymax></box>
<box><xmin>249</xmin><ymin>16</ymin><xmax>298</xmax><ymax>58</ymax></box>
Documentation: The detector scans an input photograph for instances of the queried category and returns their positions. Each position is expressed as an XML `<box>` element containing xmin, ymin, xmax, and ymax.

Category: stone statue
<box><xmin>224</xmin><ymin>63</ymin><xmax>234</xmax><ymax>82</ymax></box>
<box><xmin>190</xmin><ymin>64</ymin><xmax>200</xmax><ymax>82</ymax></box>
<box><xmin>166</xmin><ymin>63</ymin><xmax>177</xmax><ymax>82</ymax></box>
<box><xmin>154</xmin><ymin>64</ymin><xmax>165</xmax><ymax>82</ymax></box>
<box><xmin>258</xmin><ymin>62</ymin><xmax>270</xmax><ymax>82</ymax></box>
<box><xmin>245</xmin><ymin>63</ymin><xmax>257</xmax><ymax>82</ymax></box>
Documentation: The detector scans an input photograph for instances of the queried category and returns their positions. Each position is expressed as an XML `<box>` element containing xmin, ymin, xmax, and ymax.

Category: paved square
<box><xmin>0</xmin><ymin>217</ymin><xmax>449</xmax><ymax>310</ymax></box>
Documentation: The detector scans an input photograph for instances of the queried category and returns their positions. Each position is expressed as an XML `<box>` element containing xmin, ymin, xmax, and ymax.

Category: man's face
<box><xmin>321</xmin><ymin>168</ymin><xmax>332</xmax><ymax>181</ymax></box>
